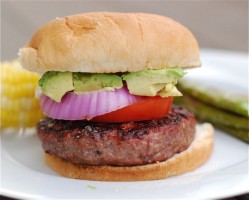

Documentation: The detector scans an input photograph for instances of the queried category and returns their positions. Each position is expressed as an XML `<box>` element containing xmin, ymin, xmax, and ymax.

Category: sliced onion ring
<box><xmin>40</xmin><ymin>87</ymin><xmax>144</xmax><ymax>120</ymax></box>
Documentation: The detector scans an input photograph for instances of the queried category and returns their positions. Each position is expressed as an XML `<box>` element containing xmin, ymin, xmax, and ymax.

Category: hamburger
<box><xmin>19</xmin><ymin>12</ymin><xmax>214</xmax><ymax>181</ymax></box>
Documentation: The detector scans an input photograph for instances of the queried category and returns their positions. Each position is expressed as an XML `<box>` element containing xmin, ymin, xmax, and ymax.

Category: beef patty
<box><xmin>37</xmin><ymin>106</ymin><xmax>196</xmax><ymax>166</ymax></box>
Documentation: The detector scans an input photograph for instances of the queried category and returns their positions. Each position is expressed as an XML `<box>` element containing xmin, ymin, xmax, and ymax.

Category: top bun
<box><xmin>19</xmin><ymin>12</ymin><xmax>201</xmax><ymax>73</ymax></box>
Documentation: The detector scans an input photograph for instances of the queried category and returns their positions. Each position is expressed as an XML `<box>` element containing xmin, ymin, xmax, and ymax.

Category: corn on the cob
<box><xmin>1</xmin><ymin>60</ymin><xmax>44</xmax><ymax>128</ymax></box>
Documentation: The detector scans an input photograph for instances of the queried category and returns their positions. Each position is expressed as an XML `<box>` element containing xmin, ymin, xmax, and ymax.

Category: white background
<box><xmin>1</xmin><ymin>0</ymin><xmax>248</xmax><ymax>60</ymax></box>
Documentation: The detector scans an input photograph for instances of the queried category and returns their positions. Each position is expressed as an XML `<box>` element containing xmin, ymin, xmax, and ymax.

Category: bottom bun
<box><xmin>45</xmin><ymin>123</ymin><xmax>214</xmax><ymax>181</ymax></box>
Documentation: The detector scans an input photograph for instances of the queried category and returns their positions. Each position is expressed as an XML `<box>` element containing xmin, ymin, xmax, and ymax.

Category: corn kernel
<box><xmin>1</xmin><ymin>60</ymin><xmax>44</xmax><ymax>128</ymax></box>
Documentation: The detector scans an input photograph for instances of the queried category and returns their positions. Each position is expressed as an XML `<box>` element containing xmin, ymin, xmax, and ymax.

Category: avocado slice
<box><xmin>38</xmin><ymin>71</ymin><xmax>74</xmax><ymax>102</ymax></box>
<box><xmin>38</xmin><ymin>68</ymin><xmax>185</xmax><ymax>101</ymax></box>
<box><xmin>73</xmin><ymin>73</ymin><xmax>123</xmax><ymax>93</ymax></box>
<box><xmin>122</xmin><ymin>68</ymin><xmax>185</xmax><ymax>97</ymax></box>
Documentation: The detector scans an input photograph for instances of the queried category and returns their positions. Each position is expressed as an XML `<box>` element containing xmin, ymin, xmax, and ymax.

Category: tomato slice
<box><xmin>92</xmin><ymin>96</ymin><xmax>173</xmax><ymax>123</ymax></box>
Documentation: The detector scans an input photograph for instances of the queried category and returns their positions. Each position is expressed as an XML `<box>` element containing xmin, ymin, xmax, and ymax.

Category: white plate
<box><xmin>1</xmin><ymin>49</ymin><xmax>249</xmax><ymax>200</ymax></box>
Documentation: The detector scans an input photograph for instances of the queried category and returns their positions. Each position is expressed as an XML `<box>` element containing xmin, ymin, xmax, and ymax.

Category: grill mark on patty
<box><xmin>37</xmin><ymin>105</ymin><xmax>196</xmax><ymax>166</ymax></box>
<box><xmin>39</xmin><ymin>106</ymin><xmax>188</xmax><ymax>141</ymax></box>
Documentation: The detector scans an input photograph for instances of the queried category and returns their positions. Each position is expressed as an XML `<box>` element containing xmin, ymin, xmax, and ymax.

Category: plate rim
<box><xmin>1</xmin><ymin>48</ymin><xmax>249</xmax><ymax>199</ymax></box>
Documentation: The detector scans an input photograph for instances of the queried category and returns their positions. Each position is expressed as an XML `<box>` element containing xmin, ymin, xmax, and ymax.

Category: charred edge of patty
<box><xmin>37</xmin><ymin>105</ymin><xmax>196</xmax><ymax>166</ymax></box>
<box><xmin>38</xmin><ymin>106</ymin><xmax>194</xmax><ymax>140</ymax></box>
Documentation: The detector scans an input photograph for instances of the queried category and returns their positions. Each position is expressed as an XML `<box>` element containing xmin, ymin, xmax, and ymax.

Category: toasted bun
<box><xmin>45</xmin><ymin>123</ymin><xmax>214</xmax><ymax>181</ymax></box>
<box><xmin>19</xmin><ymin>12</ymin><xmax>200</xmax><ymax>73</ymax></box>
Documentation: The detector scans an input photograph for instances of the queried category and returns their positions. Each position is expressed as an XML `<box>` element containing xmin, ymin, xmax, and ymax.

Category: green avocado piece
<box><xmin>73</xmin><ymin>73</ymin><xmax>123</xmax><ymax>93</ymax></box>
<box><xmin>122</xmin><ymin>68</ymin><xmax>185</xmax><ymax>97</ymax></box>
<box><xmin>38</xmin><ymin>71</ymin><xmax>74</xmax><ymax>102</ymax></box>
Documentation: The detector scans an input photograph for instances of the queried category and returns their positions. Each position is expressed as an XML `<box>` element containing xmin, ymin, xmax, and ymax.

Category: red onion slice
<box><xmin>40</xmin><ymin>87</ymin><xmax>143</xmax><ymax>120</ymax></box>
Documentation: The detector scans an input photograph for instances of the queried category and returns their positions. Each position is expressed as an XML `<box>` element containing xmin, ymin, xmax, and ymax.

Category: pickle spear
<box><xmin>178</xmin><ymin>81</ymin><xmax>249</xmax><ymax>117</ymax></box>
